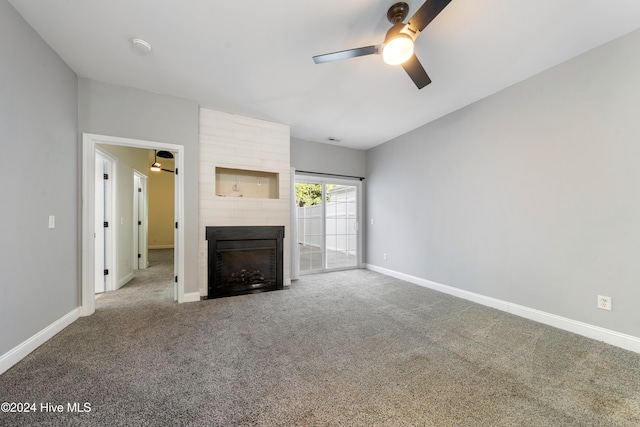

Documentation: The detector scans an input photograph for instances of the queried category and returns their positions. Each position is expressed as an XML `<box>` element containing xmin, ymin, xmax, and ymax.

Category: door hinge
<box><xmin>138</xmin><ymin>253</ymin><xmax>141</xmax><ymax>258</ymax></box>
<box><xmin>138</xmin><ymin>187</ymin><xmax>142</xmax><ymax>192</ymax></box>
<box><xmin>104</xmin><ymin>221</ymin><xmax>109</xmax><ymax>228</ymax></box>
<box><xmin>175</xmin><ymin>222</ymin><xmax>178</xmax><ymax>229</ymax></box>
<box><xmin>175</xmin><ymin>276</ymin><xmax>178</xmax><ymax>283</ymax></box>
<box><xmin>138</xmin><ymin>220</ymin><xmax>142</xmax><ymax>225</ymax></box>
<box><xmin>175</xmin><ymin>167</ymin><xmax>178</xmax><ymax>175</ymax></box>
<box><xmin>104</xmin><ymin>269</ymin><xmax>109</xmax><ymax>275</ymax></box>
<box><xmin>103</xmin><ymin>173</ymin><xmax>109</xmax><ymax>180</ymax></box>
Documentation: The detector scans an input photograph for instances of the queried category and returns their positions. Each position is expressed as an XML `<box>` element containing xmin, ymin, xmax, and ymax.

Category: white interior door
<box><xmin>133</xmin><ymin>171</ymin><xmax>148</xmax><ymax>270</ymax></box>
<box><xmin>139</xmin><ymin>174</ymin><xmax>148</xmax><ymax>269</ymax></box>
<box><xmin>95</xmin><ymin>149</ymin><xmax>116</xmax><ymax>293</ymax></box>
<box><xmin>133</xmin><ymin>174</ymin><xmax>140</xmax><ymax>270</ymax></box>
<box><xmin>94</xmin><ymin>155</ymin><xmax>106</xmax><ymax>293</ymax></box>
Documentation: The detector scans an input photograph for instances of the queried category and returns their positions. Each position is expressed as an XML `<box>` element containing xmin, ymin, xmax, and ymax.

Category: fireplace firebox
<box><xmin>205</xmin><ymin>226</ymin><xmax>284</xmax><ymax>299</ymax></box>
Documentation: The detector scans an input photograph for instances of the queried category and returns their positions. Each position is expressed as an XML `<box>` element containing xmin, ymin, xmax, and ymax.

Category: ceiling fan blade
<box><xmin>401</xmin><ymin>54</ymin><xmax>431</xmax><ymax>89</ymax></box>
<box><xmin>407</xmin><ymin>0</ymin><xmax>452</xmax><ymax>36</ymax></box>
<box><xmin>313</xmin><ymin>45</ymin><xmax>378</xmax><ymax>64</ymax></box>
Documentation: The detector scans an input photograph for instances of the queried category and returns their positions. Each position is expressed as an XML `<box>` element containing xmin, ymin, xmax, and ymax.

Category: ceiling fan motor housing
<box><xmin>385</xmin><ymin>21</ymin><xmax>412</xmax><ymax>44</ymax></box>
<box><xmin>387</xmin><ymin>2</ymin><xmax>410</xmax><ymax>24</ymax></box>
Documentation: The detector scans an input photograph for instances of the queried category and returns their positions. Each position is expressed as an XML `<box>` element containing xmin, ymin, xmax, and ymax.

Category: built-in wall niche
<box><xmin>215</xmin><ymin>167</ymin><xmax>279</xmax><ymax>199</ymax></box>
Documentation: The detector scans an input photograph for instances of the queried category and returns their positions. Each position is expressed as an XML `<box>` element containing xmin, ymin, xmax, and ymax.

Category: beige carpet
<box><xmin>1</xmin><ymin>249</ymin><xmax>639</xmax><ymax>426</ymax></box>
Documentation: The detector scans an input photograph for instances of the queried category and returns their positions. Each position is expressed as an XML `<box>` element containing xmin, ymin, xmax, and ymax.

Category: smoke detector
<box><xmin>131</xmin><ymin>38</ymin><xmax>152</xmax><ymax>55</ymax></box>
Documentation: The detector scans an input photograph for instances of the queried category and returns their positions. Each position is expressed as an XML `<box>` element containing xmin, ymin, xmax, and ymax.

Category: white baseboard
<box><xmin>366</xmin><ymin>264</ymin><xmax>640</xmax><ymax>354</ymax></box>
<box><xmin>0</xmin><ymin>308</ymin><xmax>80</xmax><ymax>375</ymax></box>
<box><xmin>182</xmin><ymin>292</ymin><xmax>201</xmax><ymax>303</ymax></box>
<box><xmin>149</xmin><ymin>245</ymin><xmax>174</xmax><ymax>250</ymax></box>
<box><xmin>118</xmin><ymin>272</ymin><xmax>134</xmax><ymax>289</ymax></box>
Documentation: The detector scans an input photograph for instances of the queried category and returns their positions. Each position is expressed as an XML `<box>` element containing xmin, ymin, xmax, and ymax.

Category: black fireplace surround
<box><xmin>205</xmin><ymin>226</ymin><xmax>284</xmax><ymax>299</ymax></box>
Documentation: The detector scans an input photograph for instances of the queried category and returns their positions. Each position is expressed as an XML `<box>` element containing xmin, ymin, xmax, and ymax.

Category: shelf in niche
<box><xmin>215</xmin><ymin>167</ymin><xmax>279</xmax><ymax>199</ymax></box>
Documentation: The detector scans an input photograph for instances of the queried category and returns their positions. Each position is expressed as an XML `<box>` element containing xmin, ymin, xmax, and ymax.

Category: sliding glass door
<box><xmin>295</xmin><ymin>176</ymin><xmax>361</xmax><ymax>274</ymax></box>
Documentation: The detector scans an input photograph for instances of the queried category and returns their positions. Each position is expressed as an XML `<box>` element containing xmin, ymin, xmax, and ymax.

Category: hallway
<box><xmin>96</xmin><ymin>249</ymin><xmax>174</xmax><ymax>310</ymax></box>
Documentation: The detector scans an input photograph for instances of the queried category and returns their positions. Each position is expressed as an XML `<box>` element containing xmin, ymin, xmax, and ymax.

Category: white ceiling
<box><xmin>9</xmin><ymin>0</ymin><xmax>640</xmax><ymax>150</ymax></box>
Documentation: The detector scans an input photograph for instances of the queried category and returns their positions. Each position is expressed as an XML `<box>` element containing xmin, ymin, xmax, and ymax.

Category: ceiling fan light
<box><xmin>383</xmin><ymin>35</ymin><xmax>414</xmax><ymax>65</ymax></box>
<box><xmin>151</xmin><ymin>162</ymin><xmax>161</xmax><ymax>172</ymax></box>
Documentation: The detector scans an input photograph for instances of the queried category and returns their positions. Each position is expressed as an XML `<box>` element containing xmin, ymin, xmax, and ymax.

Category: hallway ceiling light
<box><xmin>150</xmin><ymin>150</ymin><xmax>174</xmax><ymax>173</ymax></box>
<box><xmin>151</xmin><ymin>150</ymin><xmax>162</xmax><ymax>171</ymax></box>
<box><xmin>156</xmin><ymin>150</ymin><xmax>174</xmax><ymax>159</ymax></box>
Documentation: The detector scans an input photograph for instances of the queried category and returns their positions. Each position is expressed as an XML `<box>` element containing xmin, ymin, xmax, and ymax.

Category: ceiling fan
<box><xmin>150</xmin><ymin>150</ymin><xmax>175</xmax><ymax>173</ymax></box>
<box><xmin>312</xmin><ymin>0</ymin><xmax>452</xmax><ymax>89</ymax></box>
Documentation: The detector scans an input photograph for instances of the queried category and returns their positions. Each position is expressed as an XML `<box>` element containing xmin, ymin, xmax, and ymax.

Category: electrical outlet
<box><xmin>597</xmin><ymin>295</ymin><xmax>612</xmax><ymax>311</ymax></box>
<box><xmin>383</xmin><ymin>253</ymin><xmax>388</xmax><ymax>260</ymax></box>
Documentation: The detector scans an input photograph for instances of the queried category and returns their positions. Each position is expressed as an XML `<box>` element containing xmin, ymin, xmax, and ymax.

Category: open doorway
<box><xmin>81</xmin><ymin>133</ymin><xmax>185</xmax><ymax>317</ymax></box>
<box><xmin>94</xmin><ymin>144</ymin><xmax>152</xmax><ymax>294</ymax></box>
<box><xmin>147</xmin><ymin>150</ymin><xmax>175</xmax><ymax>252</ymax></box>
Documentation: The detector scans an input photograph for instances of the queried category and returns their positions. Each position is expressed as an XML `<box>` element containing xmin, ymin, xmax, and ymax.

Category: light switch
<box><xmin>48</xmin><ymin>215</ymin><xmax>55</xmax><ymax>229</ymax></box>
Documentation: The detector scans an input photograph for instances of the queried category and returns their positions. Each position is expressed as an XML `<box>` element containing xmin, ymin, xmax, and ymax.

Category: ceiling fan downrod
<box><xmin>387</xmin><ymin>2</ymin><xmax>410</xmax><ymax>24</ymax></box>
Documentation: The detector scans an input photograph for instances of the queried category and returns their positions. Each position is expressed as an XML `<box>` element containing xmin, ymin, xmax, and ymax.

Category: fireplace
<box><xmin>205</xmin><ymin>226</ymin><xmax>284</xmax><ymax>299</ymax></box>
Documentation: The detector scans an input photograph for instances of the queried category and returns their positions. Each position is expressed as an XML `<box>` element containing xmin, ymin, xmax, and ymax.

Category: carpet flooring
<box><xmin>1</xmin><ymin>249</ymin><xmax>640</xmax><ymax>426</ymax></box>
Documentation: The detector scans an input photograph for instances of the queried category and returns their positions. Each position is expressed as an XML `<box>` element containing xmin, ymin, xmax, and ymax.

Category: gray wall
<box><xmin>367</xmin><ymin>29</ymin><xmax>640</xmax><ymax>338</ymax></box>
<box><xmin>291</xmin><ymin>138</ymin><xmax>366</xmax><ymax>178</ymax></box>
<box><xmin>78</xmin><ymin>78</ymin><xmax>200</xmax><ymax>293</ymax></box>
<box><xmin>0</xmin><ymin>0</ymin><xmax>79</xmax><ymax>355</ymax></box>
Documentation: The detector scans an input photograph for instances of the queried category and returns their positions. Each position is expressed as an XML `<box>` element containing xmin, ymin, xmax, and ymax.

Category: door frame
<box><xmin>81</xmin><ymin>133</ymin><xmax>185</xmax><ymax>316</ymax></box>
